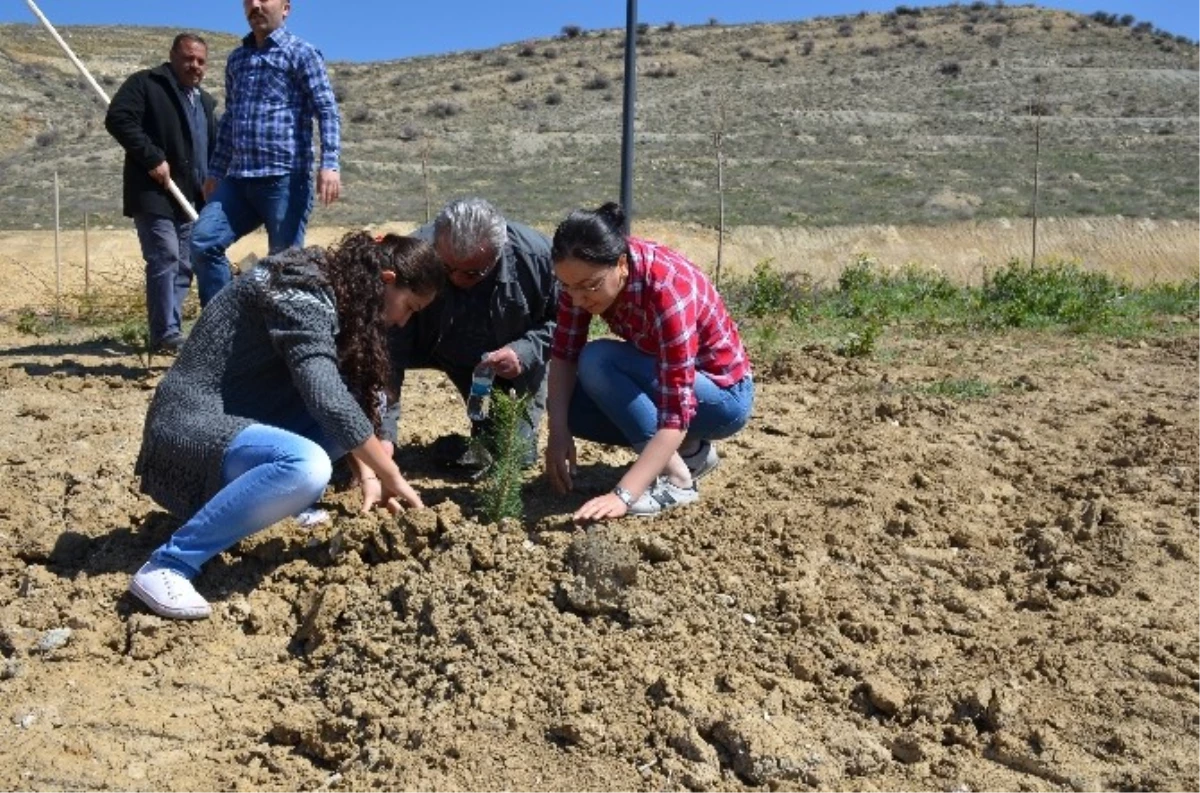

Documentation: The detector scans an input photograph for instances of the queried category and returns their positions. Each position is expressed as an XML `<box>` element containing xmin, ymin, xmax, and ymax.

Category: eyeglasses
<box><xmin>557</xmin><ymin>274</ymin><xmax>609</xmax><ymax>296</ymax></box>
<box><xmin>440</xmin><ymin>248</ymin><xmax>498</xmax><ymax>280</ymax></box>
<box><xmin>442</xmin><ymin>261</ymin><xmax>494</xmax><ymax>280</ymax></box>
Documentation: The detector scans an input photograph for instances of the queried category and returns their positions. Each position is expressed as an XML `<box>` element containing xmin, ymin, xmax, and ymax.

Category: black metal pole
<box><xmin>619</xmin><ymin>0</ymin><xmax>637</xmax><ymax>233</ymax></box>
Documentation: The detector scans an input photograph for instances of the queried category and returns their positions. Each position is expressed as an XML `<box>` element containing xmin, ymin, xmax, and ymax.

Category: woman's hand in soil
<box><xmin>350</xmin><ymin>438</ymin><xmax>422</xmax><ymax>513</ymax></box>
<box><xmin>381</xmin><ymin>470</ymin><xmax>424</xmax><ymax>512</ymax></box>
<box><xmin>545</xmin><ymin>432</ymin><xmax>578</xmax><ymax>494</ymax></box>
<box><xmin>573</xmin><ymin>492</ymin><xmax>628</xmax><ymax>524</ymax></box>
<box><xmin>358</xmin><ymin>474</ymin><xmax>386</xmax><ymax>513</ymax></box>
<box><xmin>362</xmin><ymin>466</ymin><xmax>423</xmax><ymax>514</ymax></box>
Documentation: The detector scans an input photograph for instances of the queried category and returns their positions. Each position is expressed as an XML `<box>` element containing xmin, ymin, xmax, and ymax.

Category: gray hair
<box><xmin>433</xmin><ymin>198</ymin><xmax>507</xmax><ymax>260</ymax></box>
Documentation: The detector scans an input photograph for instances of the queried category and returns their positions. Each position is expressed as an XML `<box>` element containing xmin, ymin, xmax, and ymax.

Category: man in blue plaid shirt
<box><xmin>191</xmin><ymin>0</ymin><xmax>341</xmax><ymax>306</ymax></box>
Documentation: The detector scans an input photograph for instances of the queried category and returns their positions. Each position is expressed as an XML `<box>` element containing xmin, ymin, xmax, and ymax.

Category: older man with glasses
<box><xmin>382</xmin><ymin>197</ymin><xmax>558</xmax><ymax>471</ymax></box>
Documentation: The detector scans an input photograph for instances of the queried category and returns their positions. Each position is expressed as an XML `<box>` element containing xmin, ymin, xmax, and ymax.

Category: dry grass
<box><xmin>2</xmin><ymin>214</ymin><xmax>1195</xmax><ymax>318</ymax></box>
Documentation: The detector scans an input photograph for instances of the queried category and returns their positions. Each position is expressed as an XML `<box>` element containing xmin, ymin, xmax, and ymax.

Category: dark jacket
<box><xmin>381</xmin><ymin>220</ymin><xmax>557</xmax><ymax>442</ymax></box>
<box><xmin>104</xmin><ymin>63</ymin><xmax>217</xmax><ymax>221</ymax></box>
<box><xmin>411</xmin><ymin>220</ymin><xmax>558</xmax><ymax>386</ymax></box>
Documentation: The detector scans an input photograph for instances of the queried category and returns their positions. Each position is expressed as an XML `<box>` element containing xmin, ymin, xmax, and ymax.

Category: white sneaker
<box><xmin>130</xmin><ymin>562</ymin><xmax>211</xmax><ymax>620</ymax></box>
<box><xmin>296</xmin><ymin>507</ymin><xmax>330</xmax><ymax>528</ymax></box>
<box><xmin>681</xmin><ymin>440</ymin><xmax>720</xmax><ymax>481</ymax></box>
<box><xmin>627</xmin><ymin>478</ymin><xmax>700</xmax><ymax>518</ymax></box>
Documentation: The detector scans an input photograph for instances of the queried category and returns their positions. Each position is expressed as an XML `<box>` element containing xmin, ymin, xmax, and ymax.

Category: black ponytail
<box><xmin>595</xmin><ymin>202</ymin><xmax>625</xmax><ymax>232</ymax></box>
<box><xmin>551</xmin><ymin>202</ymin><xmax>629</xmax><ymax>266</ymax></box>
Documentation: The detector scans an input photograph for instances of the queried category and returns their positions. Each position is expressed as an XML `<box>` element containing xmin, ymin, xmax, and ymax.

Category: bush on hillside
<box><xmin>426</xmin><ymin>100</ymin><xmax>462</xmax><ymax>119</ymax></box>
<box><xmin>583</xmin><ymin>74</ymin><xmax>611</xmax><ymax>90</ymax></box>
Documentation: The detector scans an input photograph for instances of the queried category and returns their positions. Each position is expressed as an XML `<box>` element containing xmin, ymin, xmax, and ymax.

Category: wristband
<box><xmin>612</xmin><ymin>486</ymin><xmax>635</xmax><ymax>507</ymax></box>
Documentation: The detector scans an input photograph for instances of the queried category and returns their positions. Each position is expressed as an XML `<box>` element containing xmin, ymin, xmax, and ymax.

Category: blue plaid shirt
<box><xmin>210</xmin><ymin>27</ymin><xmax>340</xmax><ymax>180</ymax></box>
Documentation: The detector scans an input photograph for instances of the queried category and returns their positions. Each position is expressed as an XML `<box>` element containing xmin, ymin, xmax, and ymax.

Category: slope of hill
<box><xmin>0</xmin><ymin>4</ymin><xmax>1196</xmax><ymax>231</ymax></box>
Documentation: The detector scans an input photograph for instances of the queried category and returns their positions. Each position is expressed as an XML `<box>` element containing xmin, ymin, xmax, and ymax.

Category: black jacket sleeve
<box><xmin>505</xmin><ymin>223</ymin><xmax>558</xmax><ymax>373</ymax></box>
<box><xmin>104</xmin><ymin>72</ymin><xmax>165</xmax><ymax>173</ymax></box>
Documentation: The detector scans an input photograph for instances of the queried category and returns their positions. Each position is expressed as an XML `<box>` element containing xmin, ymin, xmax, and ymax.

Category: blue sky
<box><xmin>8</xmin><ymin>1</ymin><xmax>1197</xmax><ymax>62</ymax></box>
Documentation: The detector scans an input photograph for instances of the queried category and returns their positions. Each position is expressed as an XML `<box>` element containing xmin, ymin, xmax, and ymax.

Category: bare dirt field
<box><xmin>1</xmin><ymin>216</ymin><xmax>1196</xmax><ymax>316</ymax></box>
<box><xmin>0</xmin><ymin>308</ymin><xmax>1196</xmax><ymax>789</ymax></box>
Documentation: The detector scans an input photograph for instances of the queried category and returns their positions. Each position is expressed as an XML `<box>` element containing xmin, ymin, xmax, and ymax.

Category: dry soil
<box><xmin>0</xmin><ymin>312</ymin><xmax>1196</xmax><ymax>790</ymax></box>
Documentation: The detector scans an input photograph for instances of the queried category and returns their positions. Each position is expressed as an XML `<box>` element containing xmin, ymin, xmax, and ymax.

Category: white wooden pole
<box><xmin>26</xmin><ymin>0</ymin><xmax>198</xmax><ymax>222</ymax></box>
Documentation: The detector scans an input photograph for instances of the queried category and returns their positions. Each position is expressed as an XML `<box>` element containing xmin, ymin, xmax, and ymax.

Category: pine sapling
<box><xmin>474</xmin><ymin>389</ymin><xmax>533</xmax><ymax>524</ymax></box>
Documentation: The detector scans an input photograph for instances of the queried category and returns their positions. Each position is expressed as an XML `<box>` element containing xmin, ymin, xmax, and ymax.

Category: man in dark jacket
<box><xmin>383</xmin><ymin>197</ymin><xmax>558</xmax><ymax>470</ymax></box>
<box><xmin>105</xmin><ymin>34</ymin><xmax>217</xmax><ymax>353</ymax></box>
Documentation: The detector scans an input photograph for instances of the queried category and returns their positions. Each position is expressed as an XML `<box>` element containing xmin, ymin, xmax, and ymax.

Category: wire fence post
<box><xmin>84</xmin><ymin>211</ymin><xmax>91</xmax><ymax>300</ymax></box>
<box><xmin>715</xmin><ymin>133</ymin><xmax>725</xmax><ymax>288</ymax></box>
<box><xmin>713</xmin><ymin>103</ymin><xmax>727</xmax><ymax>289</ymax></box>
<box><xmin>421</xmin><ymin>135</ymin><xmax>432</xmax><ymax>224</ymax></box>
<box><xmin>1030</xmin><ymin>78</ymin><xmax>1044</xmax><ymax>268</ymax></box>
<box><xmin>53</xmin><ymin>170</ymin><xmax>61</xmax><ymax>323</ymax></box>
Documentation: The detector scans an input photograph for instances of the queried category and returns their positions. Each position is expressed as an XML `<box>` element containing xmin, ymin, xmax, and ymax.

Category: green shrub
<box><xmin>834</xmin><ymin>254</ymin><xmax>960</xmax><ymax>320</ymax></box>
<box><xmin>1123</xmin><ymin>280</ymin><xmax>1199</xmax><ymax>317</ymax></box>
<box><xmin>980</xmin><ymin>259</ymin><xmax>1125</xmax><ymax>329</ymax></box>
<box><xmin>835</xmin><ymin>316</ymin><xmax>882</xmax><ymax>358</ymax></box>
<box><xmin>747</xmin><ymin>258</ymin><xmax>790</xmax><ymax>317</ymax></box>
<box><xmin>743</xmin><ymin>319</ymin><xmax>786</xmax><ymax>368</ymax></box>
<box><xmin>721</xmin><ymin>254</ymin><xmax>1191</xmax><ymax>353</ymax></box>
<box><xmin>15</xmin><ymin>307</ymin><xmax>46</xmax><ymax>336</ymax></box>
<box><xmin>719</xmin><ymin>259</ymin><xmax>819</xmax><ymax>325</ymax></box>
<box><xmin>720</xmin><ymin>260</ymin><xmax>772</xmax><ymax>317</ymax></box>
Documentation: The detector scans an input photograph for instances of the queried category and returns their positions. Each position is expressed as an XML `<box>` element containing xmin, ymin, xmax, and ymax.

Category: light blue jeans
<box><xmin>567</xmin><ymin>338</ymin><xmax>755</xmax><ymax>451</ymax></box>
<box><xmin>150</xmin><ymin>421</ymin><xmax>342</xmax><ymax>577</ymax></box>
<box><xmin>191</xmin><ymin>172</ymin><xmax>314</xmax><ymax>306</ymax></box>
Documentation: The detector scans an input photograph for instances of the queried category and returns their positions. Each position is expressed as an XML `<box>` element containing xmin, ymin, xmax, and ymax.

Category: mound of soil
<box><xmin>0</xmin><ymin>328</ymin><xmax>1196</xmax><ymax>791</ymax></box>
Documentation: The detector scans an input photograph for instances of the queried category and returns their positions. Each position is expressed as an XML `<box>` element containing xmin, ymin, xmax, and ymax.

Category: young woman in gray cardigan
<box><xmin>131</xmin><ymin>232</ymin><xmax>444</xmax><ymax>619</ymax></box>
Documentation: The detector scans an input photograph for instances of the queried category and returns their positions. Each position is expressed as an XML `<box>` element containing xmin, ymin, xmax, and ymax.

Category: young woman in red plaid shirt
<box><xmin>545</xmin><ymin>203</ymin><xmax>755</xmax><ymax>521</ymax></box>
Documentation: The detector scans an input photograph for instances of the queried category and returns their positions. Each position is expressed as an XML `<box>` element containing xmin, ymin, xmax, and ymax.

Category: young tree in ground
<box><xmin>475</xmin><ymin>390</ymin><xmax>533</xmax><ymax>523</ymax></box>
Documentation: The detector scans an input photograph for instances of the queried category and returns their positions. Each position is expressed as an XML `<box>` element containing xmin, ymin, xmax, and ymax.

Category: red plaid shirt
<box><xmin>551</xmin><ymin>237</ymin><xmax>751</xmax><ymax>430</ymax></box>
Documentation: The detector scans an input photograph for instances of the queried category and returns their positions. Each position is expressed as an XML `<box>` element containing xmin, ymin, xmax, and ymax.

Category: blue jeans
<box><xmin>133</xmin><ymin>213</ymin><xmax>193</xmax><ymax>345</ymax></box>
<box><xmin>567</xmin><ymin>338</ymin><xmax>755</xmax><ymax>451</ymax></box>
<box><xmin>150</xmin><ymin>420</ymin><xmax>343</xmax><ymax>577</ymax></box>
<box><xmin>191</xmin><ymin>172</ymin><xmax>314</xmax><ymax>306</ymax></box>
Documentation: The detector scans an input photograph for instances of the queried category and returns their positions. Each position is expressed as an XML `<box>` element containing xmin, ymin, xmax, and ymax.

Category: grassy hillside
<box><xmin>0</xmin><ymin>4</ymin><xmax>1196</xmax><ymax>231</ymax></box>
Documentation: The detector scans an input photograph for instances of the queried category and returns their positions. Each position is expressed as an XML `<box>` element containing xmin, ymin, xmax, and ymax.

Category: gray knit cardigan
<box><xmin>135</xmin><ymin>248</ymin><xmax>374</xmax><ymax>519</ymax></box>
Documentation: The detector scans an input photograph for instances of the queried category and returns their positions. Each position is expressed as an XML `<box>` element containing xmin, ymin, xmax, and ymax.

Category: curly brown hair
<box><xmin>321</xmin><ymin>230</ymin><xmax>442</xmax><ymax>432</ymax></box>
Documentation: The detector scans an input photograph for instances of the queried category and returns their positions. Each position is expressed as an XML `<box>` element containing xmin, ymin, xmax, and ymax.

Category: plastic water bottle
<box><xmin>466</xmin><ymin>358</ymin><xmax>495</xmax><ymax>422</ymax></box>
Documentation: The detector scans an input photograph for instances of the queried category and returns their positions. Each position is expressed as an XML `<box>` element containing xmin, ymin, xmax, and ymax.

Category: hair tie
<box><xmin>374</xmin><ymin>233</ymin><xmax>386</xmax><ymax>243</ymax></box>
